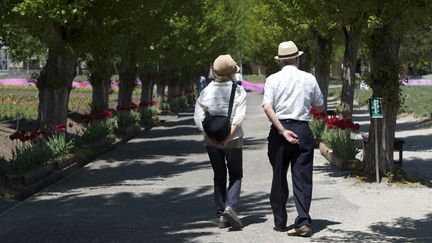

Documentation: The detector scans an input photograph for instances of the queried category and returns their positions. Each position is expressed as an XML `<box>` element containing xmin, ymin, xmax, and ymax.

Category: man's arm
<box><xmin>262</xmin><ymin>103</ymin><xmax>299</xmax><ymax>144</ymax></box>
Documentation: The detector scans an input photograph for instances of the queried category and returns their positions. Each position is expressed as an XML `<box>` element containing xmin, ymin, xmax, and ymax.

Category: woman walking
<box><xmin>194</xmin><ymin>54</ymin><xmax>247</xmax><ymax>230</ymax></box>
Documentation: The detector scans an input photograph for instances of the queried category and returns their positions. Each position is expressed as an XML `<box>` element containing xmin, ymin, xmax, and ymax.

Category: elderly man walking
<box><xmin>262</xmin><ymin>41</ymin><xmax>324</xmax><ymax>237</ymax></box>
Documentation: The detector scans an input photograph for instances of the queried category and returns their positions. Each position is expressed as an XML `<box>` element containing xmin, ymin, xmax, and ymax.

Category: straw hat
<box><xmin>212</xmin><ymin>54</ymin><xmax>240</xmax><ymax>76</ymax></box>
<box><xmin>274</xmin><ymin>41</ymin><xmax>303</xmax><ymax>60</ymax></box>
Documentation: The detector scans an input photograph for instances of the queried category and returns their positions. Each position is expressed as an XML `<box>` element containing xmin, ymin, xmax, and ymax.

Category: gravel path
<box><xmin>0</xmin><ymin>92</ymin><xmax>431</xmax><ymax>242</ymax></box>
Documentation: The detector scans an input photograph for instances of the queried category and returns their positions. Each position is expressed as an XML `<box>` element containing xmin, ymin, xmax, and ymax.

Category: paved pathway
<box><xmin>0</xmin><ymin>92</ymin><xmax>431</xmax><ymax>242</ymax></box>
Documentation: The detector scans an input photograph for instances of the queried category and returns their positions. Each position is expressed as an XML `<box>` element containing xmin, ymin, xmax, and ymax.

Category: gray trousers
<box><xmin>206</xmin><ymin>143</ymin><xmax>243</xmax><ymax>217</ymax></box>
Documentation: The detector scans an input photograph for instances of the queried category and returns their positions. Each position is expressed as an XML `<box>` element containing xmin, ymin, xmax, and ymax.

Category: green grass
<box><xmin>357</xmin><ymin>86</ymin><xmax>432</xmax><ymax>117</ymax></box>
<box><xmin>400</xmin><ymin>86</ymin><xmax>432</xmax><ymax>117</ymax></box>
<box><xmin>243</xmin><ymin>74</ymin><xmax>266</xmax><ymax>83</ymax></box>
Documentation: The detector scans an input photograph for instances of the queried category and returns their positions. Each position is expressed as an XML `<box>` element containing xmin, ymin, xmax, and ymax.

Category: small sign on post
<box><xmin>368</xmin><ymin>97</ymin><xmax>383</xmax><ymax>118</ymax></box>
<box><xmin>368</xmin><ymin>97</ymin><xmax>383</xmax><ymax>183</ymax></box>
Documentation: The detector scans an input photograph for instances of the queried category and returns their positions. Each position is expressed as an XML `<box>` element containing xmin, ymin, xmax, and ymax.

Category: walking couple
<box><xmin>194</xmin><ymin>41</ymin><xmax>324</xmax><ymax>237</ymax></box>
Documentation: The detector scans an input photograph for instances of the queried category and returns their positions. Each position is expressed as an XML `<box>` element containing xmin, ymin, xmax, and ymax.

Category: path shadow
<box><xmin>398</xmin><ymin>134</ymin><xmax>432</xmax><ymax>152</ymax></box>
<box><xmin>311</xmin><ymin>213</ymin><xmax>432</xmax><ymax>243</ymax></box>
<box><xmin>0</xmin><ymin>187</ymin><xmax>273</xmax><ymax>242</ymax></box>
<box><xmin>313</xmin><ymin>161</ymin><xmax>352</xmax><ymax>179</ymax></box>
<box><xmin>53</xmin><ymin>159</ymin><xmax>210</xmax><ymax>190</ymax></box>
<box><xmin>403</xmin><ymin>157</ymin><xmax>432</xmax><ymax>186</ymax></box>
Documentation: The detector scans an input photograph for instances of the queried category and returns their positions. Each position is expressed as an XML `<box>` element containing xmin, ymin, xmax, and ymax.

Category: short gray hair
<box><xmin>278</xmin><ymin>57</ymin><xmax>298</xmax><ymax>67</ymax></box>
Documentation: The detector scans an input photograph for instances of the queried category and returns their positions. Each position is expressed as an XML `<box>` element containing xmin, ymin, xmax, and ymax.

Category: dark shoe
<box><xmin>218</xmin><ymin>215</ymin><xmax>231</xmax><ymax>229</ymax></box>
<box><xmin>273</xmin><ymin>226</ymin><xmax>289</xmax><ymax>232</ymax></box>
<box><xmin>223</xmin><ymin>206</ymin><xmax>243</xmax><ymax>230</ymax></box>
<box><xmin>287</xmin><ymin>225</ymin><xmax>312</xmax><ymax>237</ymax></box>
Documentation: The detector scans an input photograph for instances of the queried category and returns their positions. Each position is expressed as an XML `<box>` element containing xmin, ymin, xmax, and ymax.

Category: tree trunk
<box><xmin>362</xmin><ymin>24</ymin><xmax>401</xmax><ymax>177</ymax></box>
<box><xmin>156</xmin><ymin>83</ymin><xmax>164</xmax><ymax>109</ymax></box>
<box><xmin>137</xmin><ymin>66</ymin><xmax>154</xmax><ymax>104</ymax></box>
<box><xmin>314</xmin><ymin>33</ymin><xmax>333</xmax><ymax>112</ymax></box>
<box><xmin>340</xmin><ymin>25</ymin><xmax>362</xmax><ymax>119</ymax></box>
<box><xmin>117</xmin><ymin>56</ymin><xmax>137</xmax><ymax>108</ymax></box>
<box><xmin>88</xmin><ymin>59</ymin><xmax>112</xmax><ymax>114</ymax></box>
<box><xmin>37</xmin><ymin>46</ymin><xmax>76</xmax><ymax>130</ymax></box>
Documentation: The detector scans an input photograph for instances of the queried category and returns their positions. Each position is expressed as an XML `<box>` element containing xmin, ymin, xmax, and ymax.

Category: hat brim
<box><xmin>274</xmin><ymin>51</ymin><xmax>303</xmax><ymax>60</ymax></box>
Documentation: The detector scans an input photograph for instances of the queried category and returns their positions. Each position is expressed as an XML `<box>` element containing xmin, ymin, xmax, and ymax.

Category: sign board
<box><xmin>368</xmin><ymin>97</ymin><xmax>383</xmax><ymax>118</ymax></box>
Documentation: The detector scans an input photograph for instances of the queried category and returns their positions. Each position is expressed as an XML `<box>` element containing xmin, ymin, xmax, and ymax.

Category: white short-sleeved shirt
<box><xmin>262</xmin><ymin>65</ymin><xmax>324</xmax><ymax>121</ymax></box>
<box><xmin>194</xmin><ymin>81</ymin><xmax>247</xmax><ymax>140</ymax></box>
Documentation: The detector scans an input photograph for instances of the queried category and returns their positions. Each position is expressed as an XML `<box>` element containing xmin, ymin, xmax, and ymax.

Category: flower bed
<box><xmin>310</xmin><ymin>108</ymin><xmax>362</xmax><ymax>171</ymax></box>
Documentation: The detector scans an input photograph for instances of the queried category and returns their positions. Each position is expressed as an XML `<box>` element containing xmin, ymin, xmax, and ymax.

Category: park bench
<box><xmin>361</xmin><ymin>134</ymin><xmax>405</xmax><ymax>167</ymax></box>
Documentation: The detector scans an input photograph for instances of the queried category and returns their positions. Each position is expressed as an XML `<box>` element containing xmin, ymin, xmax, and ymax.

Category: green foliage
<box><xmin>0</xmin><ymin>94</ymin><xmax>38</xmax><ymax>121</ymax></box>
<box><xmin>357</xmin><ymin>86</ymin><xmax>432</xmax><ymax>117</ymax></box>
<box><xmin>310</xmin><ymin>117</ymin><xmax>326</xmax><ymax>140</ymax></box>
<box><xmin>322</xmin><ymin>128</ymin><xmax>359</xmax><ymax>160</ymax></box>
<box><xmin>139</xmin><ymin>107</ymin><xmax>156</xmax><ymax>120</ymax></box>
<box><xmin>115</xmin><ymin>111</ymin><xmax>138</xmax><ymax>128</ymax></box>
<box><xmin>169</xmin><ymin>96</ymin><xmax>187</xmax><ymax>111</ymax></box>
<box><xmin>399</xmin><ymin>86</ymin><xmax>432</xmax><ymax>117</ymax></box>
<box><xmin>0</xmin><ymin>93</ymin><xmax>93</xmax><ymax>121</ymax></box>
<box><xmin>243</xmin><ymin>75</ymin><xmax>266</xmax><ymax>83</ymax></box>
<box><xmin>161</xmin><ymin>102</ymin><xmax>171</xmax><ymax>111</ymax></box>
<box><xmin>357</xmin><ymin>89</ymin><xmax>373</xmax><ymax>107</ymax></box>
<box><xmin>81</xmin><ymin>119</ymin><xmax>116</xmax><ymax>144</ymax></box>
<box><xmin>10</xmin><ymin>142</ymin><xmax>52</xmax><ymax>173</ymax></box>
<box><xmin>46</xmin><ymin>133</ymin><xmax>74</xmax><ymax>158</ymax></box>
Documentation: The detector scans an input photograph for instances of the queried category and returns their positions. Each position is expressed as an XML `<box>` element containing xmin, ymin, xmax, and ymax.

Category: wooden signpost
<box><xmin>368</xmin><ymin>97</ymin><xmax>383</xmax><ymax>183</ymax></box>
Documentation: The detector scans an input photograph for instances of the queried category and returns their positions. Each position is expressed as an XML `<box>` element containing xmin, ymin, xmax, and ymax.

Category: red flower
<box><xmin>53</xmin><ymin>123</ymin><xmax>66</xmax><ymax>133</ymax></box>
<box><xmin>310</xmin><ymin>107</ymin><xmax>326</xmax><ymax>119</ymax></box>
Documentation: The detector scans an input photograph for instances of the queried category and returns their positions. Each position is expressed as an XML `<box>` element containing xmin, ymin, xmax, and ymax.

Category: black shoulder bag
<box><xmin>202</xmin><ymin>82</ymin><xmax>237</xmax><ymax>142</ymax></box>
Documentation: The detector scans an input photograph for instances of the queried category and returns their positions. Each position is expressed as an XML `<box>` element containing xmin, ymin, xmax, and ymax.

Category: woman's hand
<box><xmin>204</xmin><ymin>133</ymin><xmax>221</xmax><ymax>147</ymax></box>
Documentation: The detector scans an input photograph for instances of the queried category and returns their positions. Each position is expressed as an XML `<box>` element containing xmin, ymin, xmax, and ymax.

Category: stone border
<box><xmin>319</xmin><ymin>142</ymin><xmax>362</xmax><ymax>171</ymax></box>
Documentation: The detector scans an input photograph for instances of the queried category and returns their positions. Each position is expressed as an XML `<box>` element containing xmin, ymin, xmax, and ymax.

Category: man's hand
<box><xmin>280</xmin><ymin>129</ymin><xmax>299</xmax><ymax>144</ymax></box>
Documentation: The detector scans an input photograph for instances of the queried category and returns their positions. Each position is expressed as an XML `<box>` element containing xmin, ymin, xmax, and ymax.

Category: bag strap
<box><xmin>227</xmin><ymin>81</ymin><xmax>237</xmax><ymax>120</ymax></box>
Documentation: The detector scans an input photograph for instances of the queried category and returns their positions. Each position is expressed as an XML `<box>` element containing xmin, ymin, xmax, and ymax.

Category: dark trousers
<box><xmin>267</xmin><ymin>120</ymin><xmax>314</xmax><ymax>228</ymax></box>
<box><xmin>206</xmin><ymin>146</ymin><xmax>243</xmax><ymax>216</ymax></box>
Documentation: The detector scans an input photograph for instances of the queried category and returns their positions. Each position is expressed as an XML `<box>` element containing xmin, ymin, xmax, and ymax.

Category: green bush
<box><xmin>81</xmin><ymin>119</ymin><xmax>116</xmax><ymax>144</ymax></box>
<box><xmin>139</xmin><ymin>107</ymin><xmax>156</xmax><ymax>120</ymax></box>
<box><xmin>115</xmin><ymin>111</ymin><xmax>138</xmax><ymax>128</ymax></box>
<box><xmin>10</xmin><ymin>142</ymin><xmax>52</xmax><ymax>172</ymax></box>
<box><xmin>310</xmin><ymin>117</ymin><xmax>326</xmax><ymax>140</ymax></box>
<box><xmin>47</xmin><ymin>133</ymin><xmax>75</xmax><ymax>158</ymax></box>
<box><xmin>321</xmin><ymin>128</ymin><xmax>359</xmax><ymax>160</ymax></box>
<box><xmin>161</xmin><ymin>102</ymin><xmax>171</xmax><ymax>111</ymax></box>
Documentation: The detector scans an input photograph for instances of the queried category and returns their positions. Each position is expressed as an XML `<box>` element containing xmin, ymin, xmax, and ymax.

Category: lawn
<box><xmin>357</xmin><ymin>86</ymin><xmax>432</xmax><ymax>117</ymax></box>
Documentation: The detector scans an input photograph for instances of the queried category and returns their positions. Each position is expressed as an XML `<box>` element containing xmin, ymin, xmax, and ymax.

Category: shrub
<box><xmin>139</xmin><ymin>106</ymin><xmax>156</xmax><ymax>120</ymax></box>
<box><xmin>81</xmin><ymin>119</ymin><xmax>116</xmax><ymax>144</ymax></box>
<box><xmin>310</xmin><ymin>117</ymin><xmax>326</xmax><ymax>140</ymax></box>
<box><xmin>115</xmin><ymin>111</ymin><xmax>138</xmax><ymax>128</ymax></box>
<box><xmin>47</xmin><ymin>133</ymin><xmax>74</xmax><ymax>158</ymax></box>
<box><xmin>10</xmin><ymin>142</ymin><xmax>52</xmax><ymax>172</ymax></box>
<box><xmin>161</xmin><ymin>102</ymin><xmax>170</xmax><ymax>111</ymax></box>
<box><xmin>321</xmin><ymin>128</ymin><xmax>359</xmax><ymax>160</ymax></box>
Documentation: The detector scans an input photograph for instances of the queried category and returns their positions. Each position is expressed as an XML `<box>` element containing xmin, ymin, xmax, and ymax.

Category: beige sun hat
<box><xmin>212</xmin><ymin>54</ymin><xmax>240</xmax><ymax>76</ymax></box>
<box><xmin>274</xmin><ymin>41</ymin><xmax>304</xmax><ymax>60</ymax></box>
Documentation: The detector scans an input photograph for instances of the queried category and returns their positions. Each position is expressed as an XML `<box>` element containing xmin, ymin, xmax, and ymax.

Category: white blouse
<box><xmin>194</xmin><ymin>81</ymin><xmax>247</xmax><ymax>140</ymax></box>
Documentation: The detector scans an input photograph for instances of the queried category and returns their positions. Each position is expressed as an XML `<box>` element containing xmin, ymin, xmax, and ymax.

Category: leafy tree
<box><xmin>362</xmin><ymin>0</ymin><xmax>432</xmax><ymax>176</ymax></box>
<box><xmin>8</xmin><ymin>0</ymin><xmax>96</xmax><ymax>129</ymax></box>
<box><xmin>399</xmin><ymin>24</ymin><xmax>432</xmax><ymax>77</ymax></box>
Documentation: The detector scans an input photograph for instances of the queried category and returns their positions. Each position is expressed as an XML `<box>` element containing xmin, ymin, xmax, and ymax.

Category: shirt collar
<box><xmin>281</xmin><ymin>65</ymin><xmax>298</xmax><ymax>71</ymax></box>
